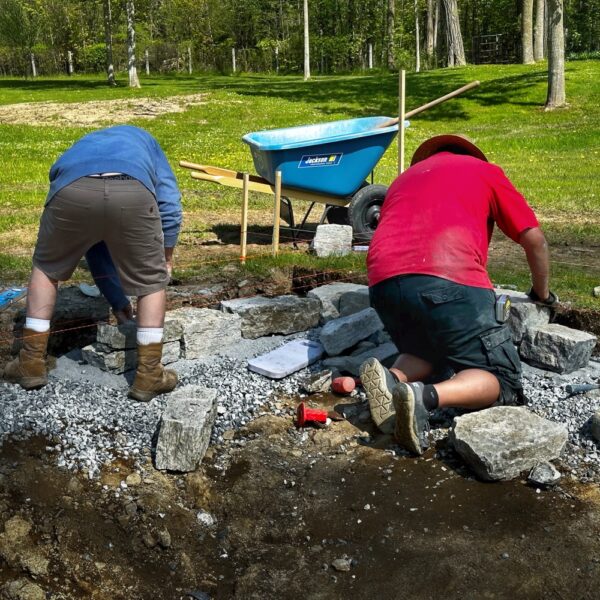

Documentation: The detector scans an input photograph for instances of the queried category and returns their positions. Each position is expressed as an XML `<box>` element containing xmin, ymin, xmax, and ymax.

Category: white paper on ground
<box><xmin>247</xmin><ymin>339</ymin><xmax>324</xmax><ymax>379</ymax></box>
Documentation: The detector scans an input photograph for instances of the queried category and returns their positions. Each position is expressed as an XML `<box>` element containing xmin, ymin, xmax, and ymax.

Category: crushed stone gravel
<box><xmin>0</xmin><ymin>328</ymin><xmax>599</xmax><ymax>482</ymax></box>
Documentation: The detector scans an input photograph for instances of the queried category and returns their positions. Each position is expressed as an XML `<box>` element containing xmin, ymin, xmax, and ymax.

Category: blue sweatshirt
<box><xmin>47</xmin><ymin>125</ymin><xmax>182</xmax><ymax>247</ymax></box>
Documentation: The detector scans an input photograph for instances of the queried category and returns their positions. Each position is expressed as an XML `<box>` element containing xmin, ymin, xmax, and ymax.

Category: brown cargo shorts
<box><xmin>33</xmin><ymin>177</ymin><xmax>169</xmax><ymax>297</ymax></box>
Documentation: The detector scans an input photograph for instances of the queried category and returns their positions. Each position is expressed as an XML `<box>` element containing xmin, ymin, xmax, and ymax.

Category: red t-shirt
<box><xmin>367</xmin><ymin>152</ymin><xmax>539</xmax><ymax>289</ymax></box>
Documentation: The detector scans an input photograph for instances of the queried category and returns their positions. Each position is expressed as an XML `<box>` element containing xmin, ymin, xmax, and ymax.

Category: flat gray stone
<box><xmin>520</xmin><ymin>324</ymin><xmax>597</xmax><ymax>373</ymax></box>
<box><xmin>155</xmin><ymin>386</ymin><xmax>217</xmax><ymax>472</ymax></box>
<box><xmin>307</xmin><ymin>283</ymin><xmax>366</xmax><ymax>323</ymax></box>
<box><xmin>449</xmin><ymin>406</ymin><xmax>568</xmax><ymax>481</ymax></box>
<box><xmin>319</xmin><ymin>307</ymin><xmax>383</xmax><ymax>356</ymax></box>
<box><xmin>221</xmin><ymin>295</ymin><xmax>320</xmax><ymax>339</ymax></box>
<box><xmin>339</xmin><ymin>287</ymin><xmax>371</xmax><ymax>317</ymax></box>
<box><xmin>311</xmin><ymin>224</ymin><xmax>353</xmax><ymax>257</ymax></box>
<box><xmin>81</xmin><ymin>341</ymin><xmax>180</xmax><ymax>374</ymax></box>
<box><xmin>247</xmin><ymin>339</ymin><xmax>324</xmax><ymax>379</ymax></box>
<box><xmin>323</xmin><ymin>342</ymin><xmax>397</xmax><ymax>376</ymax></box>
<box><xmin>168</xmin><ymin>307</ymin><xmax>242</xmax><ymax>358</ymax></box>
<box><xmin>96</xmin><ymin>319</ymin><xmax>183</xmax><ymax>350</ymax></box>
<box><xmin>528</xmin><ymin>462</ymin><xmax>561</xmax><ymax>487</ymax></box>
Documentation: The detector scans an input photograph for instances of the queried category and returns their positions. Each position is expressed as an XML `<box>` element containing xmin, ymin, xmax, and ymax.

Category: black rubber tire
<box><xmin>325</xmin><ymin>205</ymin><xmax>350</xmax><ymax>225</ymax></box>
<box><xmin>348</xmin><ymin>184</ymin><xmax>388</xmax><ymax>242</ymax></box>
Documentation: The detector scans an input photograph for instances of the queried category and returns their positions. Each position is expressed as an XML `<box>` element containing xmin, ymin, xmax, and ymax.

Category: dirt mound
<box><xmin>0</xmin><ymin>93</ymin><xmax>207</xmax><ymax>126</ymax></box>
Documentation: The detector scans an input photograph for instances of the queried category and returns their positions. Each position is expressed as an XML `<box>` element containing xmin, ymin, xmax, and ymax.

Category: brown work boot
<box><xmin>128</xmin><ymin>342</ymin><xmax>178</xmax><ymax>402</ymax></box>
<box><xmin>3</xmin><ymin>328</ymin><xmax>49</xmax><ymax>390</ymax></box>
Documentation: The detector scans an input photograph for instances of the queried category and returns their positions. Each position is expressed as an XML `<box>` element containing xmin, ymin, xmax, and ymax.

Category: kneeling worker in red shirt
<box><xmin>360</xmin><ymin>134</ymin><xmax>557</xmax><ymax>455</ymax></box>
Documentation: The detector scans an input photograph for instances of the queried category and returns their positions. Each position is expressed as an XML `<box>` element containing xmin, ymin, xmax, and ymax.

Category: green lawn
<box><xmin>0</xmin><ymin>62</ymin><xmax>598</xmax><ymax>306</ymax></box>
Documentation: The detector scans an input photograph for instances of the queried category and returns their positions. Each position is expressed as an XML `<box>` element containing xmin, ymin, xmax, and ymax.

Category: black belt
<box><xmin>88</xmin><ymin>174</ymin><xmax>136</xmax><ymax>180</ymax></box>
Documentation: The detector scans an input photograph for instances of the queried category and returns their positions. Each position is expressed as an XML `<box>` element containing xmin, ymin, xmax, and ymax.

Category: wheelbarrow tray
<box><xmin>242</xmin><ymin>116</ymin><xmax>397</xmax><ymax>198</ymax></box>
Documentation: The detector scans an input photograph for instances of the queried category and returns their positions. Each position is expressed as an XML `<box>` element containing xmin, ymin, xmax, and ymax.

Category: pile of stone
<box><xmin>499</xmin><ymin>288</ymin><xmax>597</xmax><ymax>373</ymax></box>
<box><xmin>82</xmin><ymin>308</ymin><xmax>242</xmax><ymax>374</ymax></box>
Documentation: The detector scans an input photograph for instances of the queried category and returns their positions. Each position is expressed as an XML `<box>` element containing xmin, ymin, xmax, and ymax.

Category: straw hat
<box><xmin>410</xmin><ymin>134</ymin><xmax>487</xmax><ymax>166</ymax></box>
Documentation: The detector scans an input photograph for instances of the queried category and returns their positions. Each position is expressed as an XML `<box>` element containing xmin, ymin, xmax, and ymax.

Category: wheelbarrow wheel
<box><xmin>325</xmin><ymin>205</ymin><xmax>350</xmax><ymax>225</ymax></box>
<box><xmin>348</xmin><ymin>184</ymin><xmax>387</xmax><ymax>242</ymax></box>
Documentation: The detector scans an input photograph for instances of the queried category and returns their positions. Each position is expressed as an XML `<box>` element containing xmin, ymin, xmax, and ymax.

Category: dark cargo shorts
<box><xmin>369</xmin><ymin>274</ymin><xmax>523</xmax><ymax>405</ymax></box>
<box><xmin>33</xmin><ymin>177</ymin><xmax>169</xmax><ymax>297</ymax></box>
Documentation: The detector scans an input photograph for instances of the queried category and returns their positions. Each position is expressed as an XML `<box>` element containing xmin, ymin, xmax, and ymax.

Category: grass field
<box><xmin>0</xmin><ymin>61</ymin><xmax>598</xmax><ymax>306</ymax></box>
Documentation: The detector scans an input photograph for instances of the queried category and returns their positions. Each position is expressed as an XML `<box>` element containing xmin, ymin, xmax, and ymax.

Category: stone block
<box><xmin>155</xmin><ymin>386</ymin><xmax>217</xmax><ymax>472</ymax></box>
<box><xmin>503</xmin><ymin>298</ymin><xmax>551</xmax><ymax>345</ymax></box>
<box><xmin>81</xmin><ymin>340</ymin><xmax>180</xmax><ymax>374</ymax></box>
<box><xmin>449</xmin><ymin>406</ymin><xmax>568</xmax><ymax>481</ymax></box>
<box><xmin>323</xmin><ymin>342</ymin><xmax>397</xmax><ymax>376</ymax></box>
<box><xmin>307</xmin><ymin>282</ymin><xmax>366</xmax><ymax>323</ymax></box>
<box><xmin>319</xmin><ymin>307</ymin><xmax>383</xmax><ymax>356</ymax></box>
<box><xmin>311</xmin><ymin>224</ymin><xmax>353</xmax><ymax>257</ymax></box>
<box><xmin>520</xmin><ymin>324</ymin><xmax>597</xmax><ymax>374</ymax></box>
<box><xmin>96</xmin><ymin>318</ymin><xmax>183</xmax><ymax>350</ymax></box>
<box><xmin>301</xmin><ymin>370</ymin><xmax>333</xmax><ymax>394</ymax></box>
<box><xmin>247</xmin><ymin>339</ymin><xmax>324</xmax><ymax>379</ymax></box>
<box><xmin>220</xmin><ymin>295</ymin><xmax>320</xmax><ymax>339</ymax></box>
<box><xmin>591</xmin><ymin>410</ymin><xmax>600</xmax><ymax>443</ymax></box>
<box><xmin>339</xmin><ymin>287</ymin><xmax>371</xmax><ymax>317</ymax></box>
<box><xmin>168</xmin><ymin>307</ymin><xmax>242</xmax><ymax>358</ymax></box>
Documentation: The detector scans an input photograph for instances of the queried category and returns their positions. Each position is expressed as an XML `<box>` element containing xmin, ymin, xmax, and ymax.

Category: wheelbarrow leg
<box><xmin>296</xmin><ymin>202</ymin><xmax>316</xmax><ymax>249</ymax></box>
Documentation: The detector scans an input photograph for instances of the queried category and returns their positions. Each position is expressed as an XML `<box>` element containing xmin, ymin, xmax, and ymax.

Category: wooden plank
<box><xmin>240</xmin><ymin>173</ymin><xmax>249</xmax><ymax>264</ymax></box>
<box><xmin>189</xmin><ymin>170</ymin><xmax>349</xmax><ymax>207</ymax></box>
<box><xmin>398</xmin><ymin>69</ymin><xmax>406</xmax><ymax>174</ymax></box>
<box><xmin>272</xmin><ymin>171</ymin><xmax>282</xmax><ymax>256</ymax></box>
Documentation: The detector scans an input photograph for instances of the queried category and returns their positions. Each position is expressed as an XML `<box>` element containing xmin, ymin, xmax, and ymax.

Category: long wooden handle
<box><xmin>377</xmin><ymin>80</ymin><xmax>480</xmax><ymax>128</ymax></box>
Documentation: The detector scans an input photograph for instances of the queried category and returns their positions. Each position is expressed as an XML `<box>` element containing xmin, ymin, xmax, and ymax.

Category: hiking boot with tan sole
<box><xmin>393</xmin><ymin>381</ymin><xmax>430</xmax><ymax>455</ymax></box>
<box><xmin>360</xmin><ymin>357</ymin><xmax>399</xmax><ymax>434</ymax></box>
<box><xmin>128</xmin><ymin>342</ymin><xmax>178</xmax><ymax>402</ymax></box>
<box><xmin>3</xmin><ymin>328</ymin><xmax>49</xmax><ymax>390</ymax></box>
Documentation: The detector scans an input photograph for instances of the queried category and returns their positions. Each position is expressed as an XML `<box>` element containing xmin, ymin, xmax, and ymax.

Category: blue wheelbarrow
<box><xmin>180</xmin><ymin>81</ymin><xmax>479</xmax><ymax>243</ymax></box>
<box><xmin>180</xmin><ymin>116</ymin><xmax>402</xmax><ymax>243</ymax></box>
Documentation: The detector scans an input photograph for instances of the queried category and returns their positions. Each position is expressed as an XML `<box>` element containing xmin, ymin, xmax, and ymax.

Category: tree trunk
<box><xmin>67</xmin><ymin>51</ymin><xmax>74</xmax><ymax>75</ymax></box>
<box><xmin>103</xmin><ymin>0</ymin><xmax>116</xmax><ymax>86</ymax></box>
<box><xmin>545</xmin><ymin>0</ymin><xmax>566</xmax><ymax>109</ymax></box>
<box><xmin>126</xmin><ymin>0</ymin><xmax>141</xmax><ymax>88</ymax></box>
<box><xmin>426</xmin><ymin>0</ymin><xmax>435</xmax><ymax>60</ymax></box>
<box><xmin>303</xmin><ymin>0</ymin><xmax>310</xmax><ymax>80</ymax></box>
<box><xmin>522</xmin><ymin>0</ymin><xmax>535</xmax><ymax>64</ymax></box>
<box><xmin>187</xmin><ymin>46</ymin><xmax>192</xmax><ymax>74</ymax></box>
<box><xmin>30</xmin><ymin>53</ymin><xmax>37</xmax><ymax>77</ymax></box>
<box><xmin>387</xmin><ymin>0</ymin><xmax>395</xmax><ymax>69</ymax></box>
<box><xmin>415</xmin><ymin>0</ymin><xmax>421</xmax><ymax>72</ymax></box>
<box><xmin>441</xmin><ymin>0</ymin><xmax>465</xmax><ymax>66</ymax></box>
<box><xmin>145</xmin><ymin>48</ymin><xmax>150</xmax><ymax>75</ymax></box>
<box><xmin>433</xmin><ymin>0</ymin><xmax>439</xmax><ymax>53</ymax></box>
<box><xmin>534</xmin><ymin>0</ymin><xmax>545</xmax><ymax>61</ymax></box>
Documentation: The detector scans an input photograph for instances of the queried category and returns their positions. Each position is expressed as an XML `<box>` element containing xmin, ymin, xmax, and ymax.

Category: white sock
<box><xmin>25</xmin><ymin>317</ymin><xmax>50</xmax><ymax>333</ymax></box>
<box><xmin>137</xmin><ymin>327</ymin><xmax>163</xmax><ymax>345</ymax></box>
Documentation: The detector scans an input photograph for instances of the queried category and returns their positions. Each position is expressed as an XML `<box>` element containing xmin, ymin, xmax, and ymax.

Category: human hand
<box><xmin>113</xmin><ymin>302</ymin><xmax>135</xmax><ymax>324</ymax></box>
<box><xmin>527</xmin><ymin>287</ymin><xmax>559</xmax><ymax>306</ymax></box>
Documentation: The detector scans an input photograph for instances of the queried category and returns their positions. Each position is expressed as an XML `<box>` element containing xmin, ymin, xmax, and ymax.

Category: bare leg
<box><xmin>434</xmin><ymin>369</ymin><xmax>500</xmax><ymax>409</ymax></box>
<box><xmin>136</xmin><ymin>289</ymin><xmax>166</xmax><ymax>328</ymax></box>
<box><xmin>26</xmin><ymin>267</ymin><xmax>58</xmax><ymax>319</ymax></box>
<box><xmin>390</xmin><ymin>353</ymin><xmax>434</xmax><ymax>383</ymax></box>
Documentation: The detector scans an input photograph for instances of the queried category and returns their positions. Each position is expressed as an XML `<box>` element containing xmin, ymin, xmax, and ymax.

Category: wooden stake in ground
<box><xmin>272</xmin><ymin>171</ymin><xmax>282</xmax><ymax>257</ymax></box>
<box><xmin>240</xmin><ymin>173</ymin><xmax>249</xmax><ymax>264</ymax></box>
<box><xmin>398</xmin><ymin>69</ymin><xmax>406</xmax><ymax>174</ymax></box>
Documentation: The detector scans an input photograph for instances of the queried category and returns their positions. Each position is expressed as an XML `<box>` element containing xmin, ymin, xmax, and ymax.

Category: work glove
<box><xmin>527</xmin><ymin>287</ymin><xmax>559</xmax><ymax>307</ymax></box>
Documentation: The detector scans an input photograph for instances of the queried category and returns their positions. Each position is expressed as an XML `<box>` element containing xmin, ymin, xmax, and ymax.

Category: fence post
<box><xmin>368</xmin><ymin>43</ymin><xmax>373</xmax><ymax>69</ymax></box>
<box><xmin>398</xmin><ymin>69</ymin><xmax>406</xmax><ymax>174</ymax></box>
<box><xmin>67</xmin><ymin>51</ymin><xmax>74</xmax><ymax>75</ymax></box>
<box><xmin>272</xmin><ymin>171</ymin><xmax>282</xmax><ymax>257</ymax></box>
<box><xmin>240</xmin><ymin>173</ymin><xmax>249</xmax><ymax>265</ymax></box>
<box><xmin>232</xmin><ymin>47</ymin><xmax>237</xmax><ymax>73</ymax></box>
<box><xmin>187</xmin><ymin>46</ymin><xmax>192</xmax><ymax>74</ymax></box>
<box><xmin>30</xmin><ymin>53</ymin><xmax>37</xmax><ymax>78</ymax></box>
<box><xmin>145</xmin><ymin>49</ymin><xmax>150</xmax><ymax>75</ymax></box>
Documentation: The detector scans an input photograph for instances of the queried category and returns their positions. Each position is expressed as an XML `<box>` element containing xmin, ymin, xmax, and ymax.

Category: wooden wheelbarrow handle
<box><xmin>377</xmin><ymin>80</ymin><xmax>480</xmax><ymax>128</ymax></box>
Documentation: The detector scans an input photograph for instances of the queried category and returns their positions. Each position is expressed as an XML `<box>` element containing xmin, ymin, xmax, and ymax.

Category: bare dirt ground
<box><xmin>0</xmin><ymin>94</ymin><xmax>206</xmax><ymax>126</ymax></box>
<box><xmin>1</xmin><ymin>393</ymin><xmax>600</xmax><ymax>599</ymax></box>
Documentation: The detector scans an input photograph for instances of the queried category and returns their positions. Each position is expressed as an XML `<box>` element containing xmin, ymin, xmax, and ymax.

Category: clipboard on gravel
<box><xmin>0</xmin><ymin>287</ymin><xmax>27</xmax><ymax>312</ymax></box>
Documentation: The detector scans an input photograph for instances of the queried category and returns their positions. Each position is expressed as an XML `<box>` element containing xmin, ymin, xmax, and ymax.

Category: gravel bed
<box><xmin>0</xmin><ymin>332</ymin><xmax>599</xmax><ymax>482</ymax></box>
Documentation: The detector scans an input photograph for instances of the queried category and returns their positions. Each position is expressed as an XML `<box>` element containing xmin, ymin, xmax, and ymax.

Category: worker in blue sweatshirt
<box><xmin>4</xmin><ymin>125</ymin><xmax>182</xmax><ymax>402</ymax></box>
